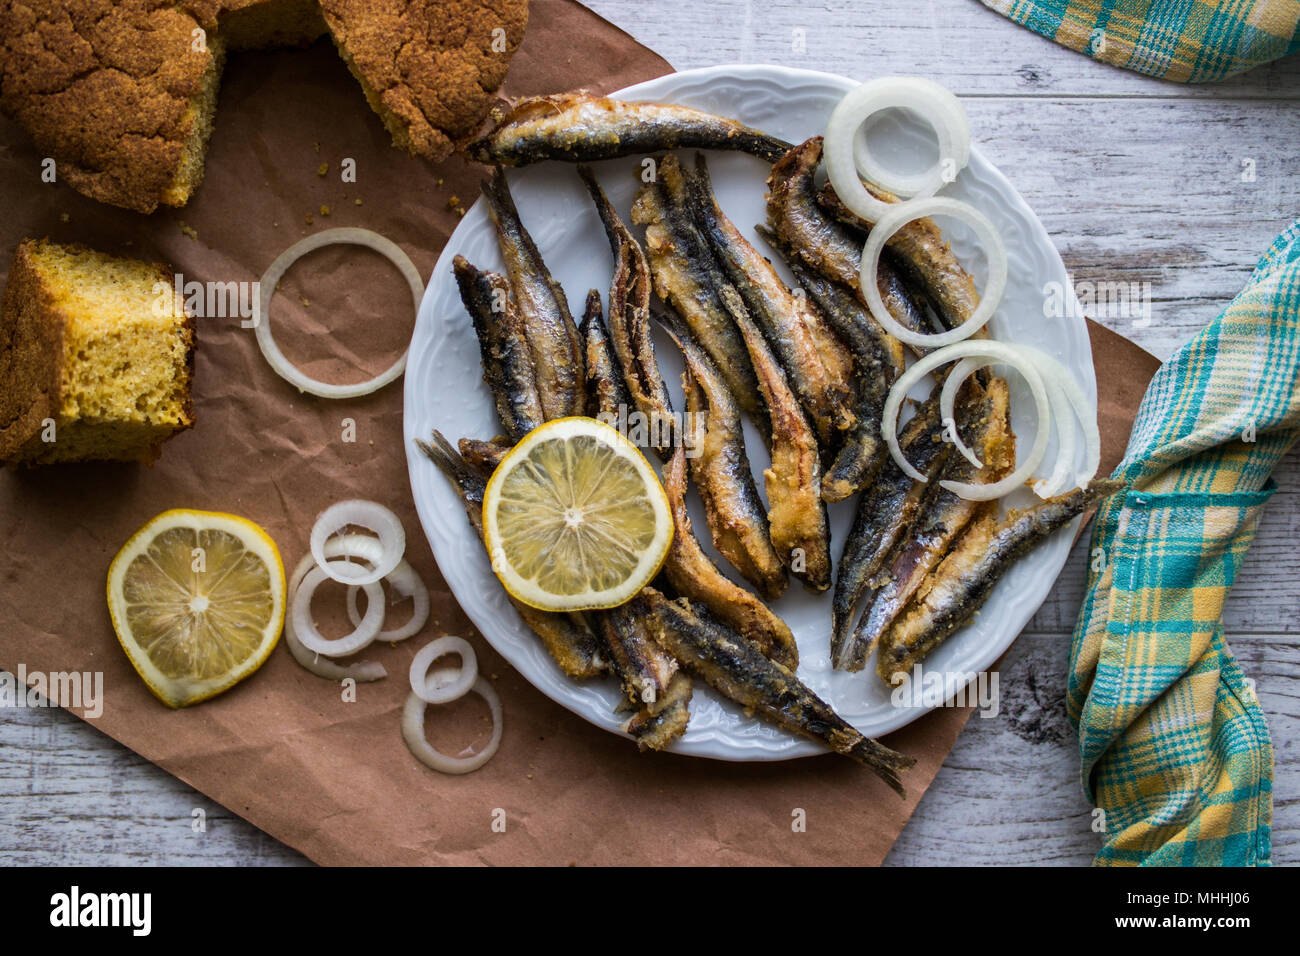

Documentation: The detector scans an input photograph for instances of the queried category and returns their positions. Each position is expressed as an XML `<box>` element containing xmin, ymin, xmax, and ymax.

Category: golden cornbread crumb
<box><xmin>179</xmin><ymin>221</ymin><xmax>199</xmax><ymax>240</ymax></box>
<box><xmin>0</xmin><ymin>239</ymin><xmax>195</xmax><ymax>466</ymax></box>
<box><xmin>319</xmin><ymin>204</ymin><xmax>330</xmax><ymax>216</ymax></box>
<box><xmin>317</xmin><ymin>162</ymin><xmax>329</xmax><ymax>176</ymax></box>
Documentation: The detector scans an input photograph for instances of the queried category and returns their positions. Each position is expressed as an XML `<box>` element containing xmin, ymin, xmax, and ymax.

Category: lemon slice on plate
<box><xmin>107</xmin><ymin>509</ymin><xmax>286</xmax><ymax>708</ymax></box>
<box><xmin>482</xmin><ymin>417</ymin><xmax>673</xmax><ymax>612</ymax></box>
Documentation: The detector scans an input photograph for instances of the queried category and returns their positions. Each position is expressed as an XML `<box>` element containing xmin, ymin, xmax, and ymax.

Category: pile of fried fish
<box><xmin>421</xmin><ymin>94</ymin><xmax>1117</xmax><ymax>795</ymax></box>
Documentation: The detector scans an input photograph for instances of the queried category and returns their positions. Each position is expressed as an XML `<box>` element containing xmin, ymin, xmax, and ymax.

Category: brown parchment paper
<box><xmin>0</xmin><ymin>0</ymin><xmax>1160</xmax><ymax>866</ymax></box>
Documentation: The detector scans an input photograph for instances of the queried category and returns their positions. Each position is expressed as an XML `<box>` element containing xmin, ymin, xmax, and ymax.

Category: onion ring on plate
<box><xmin>293</xmin><ymin>564</ymin><xmax>385</xmax><ymax>657</ymax></box>
<box><xmin>1024</xmin><ymin>349</ymin><xmax>1100</xmax><ymax>488</ymax></box>
<box><xmin>311</xmin><ymin>499</ymin><xmax>405</xmax><ymax>586</ymax></box>
<box><xmin>254</xmin><ymin>227</ymin><xmax>423</xmax><ymax>399</ymax></box>
<box><xmin>283</xmin><ymin>551</ymin><xmax>388</xmax><ymax>681</ymax></box>
<box><xmin>861</xmin><ymin>197</ymin><xmax>1006</xmax><ymax>348</ymax></box>
<box><xmin>402</xmin><ymin>677</ymin><xmax>503</xmax><ymax>775</ymax></box>
<box><xmin>409</xmin><ymin>636</ymin><xmax>477</xmax><ymax>705</ymax></box>
<box><xmin>824</xmin><ymin>77</ymin><xmax>971</xmax><ymax>222</ymax></box>
<box><xmin>345</xmin><ymin>559</ymin><xmax>430</xmax><ymax>643</ymax></box>
<box><xmin>883</xmin><ymin>341</ymin><xmax>1051</xmax><ymax>502</ymax></box>
<box><xmin>939</xmin><ymin>355</ymin><xmax>1076</xmax><ymax>498</ymax></box>
<box><xmin>851</xmin><ymin>82</ymin><xmax>971</xmax><ymax>199</ymax></box>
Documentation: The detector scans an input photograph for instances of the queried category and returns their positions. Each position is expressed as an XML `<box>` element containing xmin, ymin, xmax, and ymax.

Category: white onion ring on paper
<box><xmin>284</xmin><ymin>609</ymin><xmax>388</xmax><ymax>682</ymax></box>
<box><xmin>254</xmin><ymin>227</ymin><xmax>423</xmax><ymax>399</ymax></box>
<box><xmin>345</xmin><ymin>559</ymin><xmax>430</xmax><ymax>643</ymax></box>
<box><xmin>824</xmin><ymin>76</ymin><xmax>971</xmax><ymax>222</ymax></box>
<box><xmin>409</xmin><ymin>636</ymin><xmax>478</xmax><ymax>705</ymax></box>
<box><xmin>882</xmin><ymin>341</ymin><xmax>1052</xmax><ymax>501</ymax></box>
<box><xmin>861</xmin><ymin>197</ymin><xmax>1006</xmax><ymax>348</ymax></box>
<box><xmin>401</xmin><ymin>677</ymin><xmax>503</xmax><ymax>775</ymax></box>
<box><xmin>283</xmin><ymin>551</ymin><xmax>388</xmax><ymax>681</ymax></box>
<box><xmin>292</xmin><ymin>564</ymin><xmax>386</xmax><ymax>657</ymax></box>
<box><xmin>311</xmin><ymin>500</ymin><xmax>405</xmax><ymax>586</ymax></box>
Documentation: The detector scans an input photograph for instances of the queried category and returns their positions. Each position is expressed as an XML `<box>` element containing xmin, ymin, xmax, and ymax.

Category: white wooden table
<box><xmin>2</xmin><ymin>0</ymin><xmax>1296</xmax><ymax>866</ymax></box>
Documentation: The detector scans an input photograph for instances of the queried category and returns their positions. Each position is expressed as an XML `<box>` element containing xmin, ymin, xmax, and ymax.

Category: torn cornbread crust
<box><xmin>0</xmin><ymin>239</ymin><xmax>195</xmax><ymax>465</ymax></box>
<box><xmin>320</xmin><ymin>0</ymin><xmax>528</xmax><ymax>163</ymax></box>
<box><xmin>0</xmin><ymin>0</ymin><xmax>528</xmax><ymax>213</ymax></box>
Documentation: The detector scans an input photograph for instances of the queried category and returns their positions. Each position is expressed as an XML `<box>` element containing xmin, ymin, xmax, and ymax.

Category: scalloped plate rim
<box><xmin>403</xmin><ymin>64</ymin><xmax>1096</xmax><ymax>762</ymax></box>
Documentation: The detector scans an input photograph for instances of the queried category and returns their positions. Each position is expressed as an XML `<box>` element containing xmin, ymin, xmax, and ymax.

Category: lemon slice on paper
<box><xmin>107</xmin><ymin>509</ymin><xmax>286</xmax><ymax>708</ymax></box>
<box><xmin>482</xmin><ymin>417</ymin><xmax>673</xmax><ymax>612</ymax></box>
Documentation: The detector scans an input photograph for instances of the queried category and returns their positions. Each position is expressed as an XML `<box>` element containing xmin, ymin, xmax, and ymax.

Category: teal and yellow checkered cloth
<box><xmin>1070</xmin><ymin>220</ymin><xmax>1300</xmax><ymax>866</ymax></box>
<box><xmin>982</xmin><ymin>0</ymin><xmax>1300</xmax><ymax>81</ymax></box>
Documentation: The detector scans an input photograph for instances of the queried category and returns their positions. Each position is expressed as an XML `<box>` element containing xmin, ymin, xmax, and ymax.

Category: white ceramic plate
<box><xmin>403</xmin><ymin>65</ymin><xmax>1095</xmax><ymax>761</ymax></box>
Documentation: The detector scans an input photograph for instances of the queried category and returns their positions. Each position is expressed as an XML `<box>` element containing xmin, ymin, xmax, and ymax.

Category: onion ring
<box><xmin>283</xmin><ymin>551</ymin><xmax>388</xmax><ymax>681</ymax></box>
<box><xmin>254</xmin><ymin>227</ymin><xmax>423</xmax><ymax>399</ymax></box>
<box><xmin>824</xmin><ymin>77</ymin><xmax>971</xmax><ymax>222</ymax></box>
<box><xmin>401</xmin><ymin>677</ymin><xmax>503</xmax><ymax>775</ymax></box>
<box><xmin>284</xmin><ymin>611</ymin><xmax>387</xmax><ymax>682</ymax></box>
<box><xmin>861</xmin><ymin>197</ymin><xmax>1006</xmax><ymax>348</ymax></box>
<box><xmin>1025</xmin><ymin>350</ymin><xmax>1100</xmax><ymax>489</ymax></box>
<box><xmin>409</xmin><ymin>636</ymin><xmax>477</xmax><ymax>705</ymax></box>
<box><xmin>292</xmin><ymin>564</ymin><xmax>385</xmax><ymax>657</ymax></box>
<box><xmin>345</xmin><ymin>559</ymin><xmax>430</xmax><ymax>643</ymax></box>
<box><xmin>311</xmin><ymin>499</ymin><xmax>405</xmax><ymax>586</ymax></box>
<box><xmin>883</xmin><ymin>341</ymin><xmax>1051</xmax><ymax>502</ymax></box>
<box><xmin>939</xmin><ymin>355</ymin><xmax>1076</xmax><ymax>498</ymax></box>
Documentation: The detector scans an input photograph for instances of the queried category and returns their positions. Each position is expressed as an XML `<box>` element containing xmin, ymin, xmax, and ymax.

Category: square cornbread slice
<box><xmin>0</xmin><ymin>239</ymin><xmax>195</xmax><ymax>466</ymax></box>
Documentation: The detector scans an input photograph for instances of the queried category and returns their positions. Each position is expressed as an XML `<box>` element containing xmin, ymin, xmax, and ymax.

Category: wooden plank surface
<box><xmin>2</xmin><ymin>0</ymin><xmax>1296</xmax><ymax>866</ymax></box>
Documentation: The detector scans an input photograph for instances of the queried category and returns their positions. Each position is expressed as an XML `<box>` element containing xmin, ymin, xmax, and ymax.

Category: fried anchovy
<box><xmin>661</xmin><ymin>443</ymin><xmax>798</xmax><ymax>669</ymax></box>
<box><xmin>417</xmin><ymin>432</ymin><xmax>606</xmax><ymax>680</ymax></box>
<box><xmin>578</xmin><ymin>288</ymin><xmax>633</xmax><ymax>424</ymax></box>
<box><xmin>817</xmin><ymin>180</ymin><xmax>982</xmax><ymax>335</ymax></box>
<box><xmin>831</xmin><ymin>396</ymin><xmax>950</xmax><ymax>666</ymax></box>
<box><xmin>453</xmin><ymin>255</ymin><xmax>544</xmax><ymax>442</ymax></box>
<box><xmin>877</xmin><ymin>479</ymin><xmax>1124</xmax><ymax>683</ymax></box>
<box><xmin>765</xmin><ymin>137</ymin><xmax>933</xmax><ymax>346</ymax></box>
<box><xmin>621</xmin><ymin>671</ymin><xmax>693</xmax><ymax>751</ymax></box>
<box><xmin>457</xmin><ymin>436</ymin><xmax>511</xmax><ymax>474</ymax></box>
<box><xmin>840</xmin><ymin>378</ymin><xmax>1016</xmax><ymax>671</ymax></box>
<box><xmin>763</xmin><ymin>227</ymin><xmax>905</xmax><ymax>501</ymax></box>
<box><xmin>468</xmin><ymin>93</ymin><xmax>794</xmax><ymax>166</ymax></box>
<box><xmin>599</xmin><ymin>594</ymin><xmax>680</xmax><ymax>708</ymax></box>
<box><xmin>481</xmin><ymin>167</ymin><xmax>585</xmax><ymax>420</ymax></box>
<box><xmin>684</xmin><ymin>153</ymin><xmax>854</xmax><ymax>450</ymax></box>
<box><xmin>631</xmin><ymin>156</ymin><xmax>762</xmax><ymax>416</ymax></box>
<box><xmin>643</xmin><ymin>588</ymin><xmax>915</xmax><ymax>795</ymax></box>
<box><xmin>656</xmin><ymin>308</ymin><xmax>787</xmax><ymax>600</ymax></box>
<box><xmin>716</xmin><ymin>282</ymin><xmax>833</xmax><ymax>592</ymax></box>
<box><xmin>579</xmin><ymin>166</ymin><xmax>674</xmax><ymax>455</ymax></box>
<box><xmin>425</xmin><ymin>432</ymin><xmax>690</xmax><ymax>746</ymax></box>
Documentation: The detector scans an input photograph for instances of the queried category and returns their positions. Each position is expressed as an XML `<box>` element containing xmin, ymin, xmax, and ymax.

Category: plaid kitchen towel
<box><xmin>981</xmin><ymin>0</ymin><xmax>1300</xmax><ymax>81</ymax></box>
<box><xmin>1069</xmin><ymin>219</ymin><xmax>1300</xmax><ymax>866</ymax></box>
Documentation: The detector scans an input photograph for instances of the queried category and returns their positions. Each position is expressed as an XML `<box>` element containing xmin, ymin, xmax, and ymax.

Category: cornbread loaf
<box><xmin>0</xmin><ymin>239</ymin><xmax>195</xmax><ymax>466</ymax></box>
<box><xmin>0</xmin><ymin>0</ymin><xmax>528</xmax><ymax>213</ymax></box>
<box><xmin>320</xmin><ymin>0</ymin><xmax>528</xmax><ymax>162</ymax></box>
